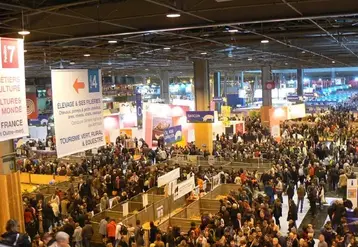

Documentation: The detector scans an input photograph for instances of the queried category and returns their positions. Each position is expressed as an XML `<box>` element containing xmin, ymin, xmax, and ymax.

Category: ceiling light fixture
<box><xmin>164</xmin><ymin>47</ymin><xmax>171</xmax><ymax>50</ymax></box>
<box><xmin>302</xmin><ymin>51</ymin><xmax>306</xmax><ymax>54</ymax></box>
<box><xmin>24</xmin><ymin>50</ymin><xmax>27</xmax><ymax>53</ymax></box>
<box><xmin>166</xmin><ymin>12</ymin><xmax>181</xmax><ymax>18</ymax></box>
<box><xmin>84</xmin><ymin>54</ymin><xmax>90</xmax><ymax>57</ymax></box>
<box><xmin>108</xmin><ymin>40</ymin><xmax>117</xmax><ymax>44</ymax></box>
<box><xmin>332</xmin><ymin>60</ymin><xmax>336</xmax><ymax>63</ymax></box>
<box><xmin>18</xmin><ymin>30</ymin><xmax>30</xmax><ymax>36</ymax></box>
<box><xmin>261</xmin><ymin>39</ymin><xmax>269</xmax><ymax>44</ymax></box>
<box><xmin>70</xmin><ymin>61</ymin><xmax>75</xmax><ymax>65</ymax></box>
<box><xmin>248</xmin><ymin>58</ymin><xmax>252</xmax><ymax>61</ymax></box>
<box><xmin>18</xmin><ymin>11</ymin><xmax>30</xmax><ymax>36</ymax></box>
<box><xmin>228</xmin><ymin>29</ymin><xmax>239</xmax><ymax>33</ymax></box>
<box><xmin>285</xmin><ymin>62</ymin><xmax>288</xmax><ymax>65</ymax></box>
<box><xmin>201</xmin><ymin>52</ymin><xmax>207</xmax><ymax>55</ymax></box>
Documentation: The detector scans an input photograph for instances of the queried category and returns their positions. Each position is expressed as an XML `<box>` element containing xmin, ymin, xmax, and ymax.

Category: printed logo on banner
<box><xmin>164</xmin><ymin>125</ymin><xmax>182</xmax><ymax>144</ymax></box>
<box><xmin>88</xmin><ymin>69</ymin><xmax>100</xmax><ymax>93</ymax></box>
<box><xmin>1</xmin><ymin>38</ymin><xmax>19</xmax><ymax>68</ymax></box>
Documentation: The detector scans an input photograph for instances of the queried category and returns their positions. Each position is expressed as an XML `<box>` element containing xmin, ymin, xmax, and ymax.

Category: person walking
<box><xmin>81</xmin><ymin>221</ymin><xmax>94</xmax><ymax>247</ymax></box>
<box><xmin>297</xmin><ymin>183</ymin><xmax>306</xmax><ymax>213</ymax></box>
<box><xmin>134</xmin><ymin>220</ymin><xmax>144</xmax><ymax>247</ymax></box>
<box><xmin>99</xmin><ymin>217</ymin><xmax>109</xmax><ymax>242</ymax></box>
<box><xmin>273</xmin><ymin>199</ymin><xmax>282</xmax><ymax>228</ymax></box>
<box><xmin>287</xmin><ymin>199</ymin><xmax>298</xmax><ymax>228</ymax></box>
<box><xmin>107</xmin><ymin>219</ymin><xmax>117</xmax><ymax>247</ymax></box>
<box><xmin>73</xmin><ymin>223</ymin><xmax>82</xmax><ymax>247</ymax></box>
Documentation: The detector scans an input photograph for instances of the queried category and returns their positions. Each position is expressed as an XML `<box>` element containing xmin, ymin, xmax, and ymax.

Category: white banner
<box><xmin>123</xmin><ymin>202</ymin><xmax>129</xmax><ymax>217</ymax></box>
<box><xmin>0</xmin><ymin>38</ymin><xmax>29</xmax><ymax>141</ymax></box>
<box><xmin>212</xmin><ymin>173</ymin><xmax>221</xmax><ymax>190</ymax></box>
<box><xmin>168</xmin><ymin>179</ymin><xmax>177</xmax><ymax>196</ymax></box>
<box><xmin>51</xmin><ymin>69</ymin><xmax>105</xmax><ymax>158</ymax></box>
<box><xmin>174</xmin><ymin>176</ymin><xmax>196</xmax><ymax>201</ymax></box>
<box><xmin>157</xmin><ymin>168</ymin><xmax>180</xmax><ymax>187</ymax></box>
<box><xmin>142</xmin><ymin>193</ymin><xmax>148</xmax><ymax>207</ymax></box>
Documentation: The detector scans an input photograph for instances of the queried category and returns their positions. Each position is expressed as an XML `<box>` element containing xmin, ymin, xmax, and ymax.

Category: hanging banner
<box><xmin>164</xmin><ymin>125</ymin><xmax>182</xmax><ymax>144</ymax></box>
<box><xmin>26</xmin><ymin>93</ymin><xmax>38</xmax><ymax>119</ymax></box>
<box><xmin>142</xmin><ymin>193</ymin><xmax>148</xmax><ymax>207</ymax></box>
<box><xmin>186</xmin><ymin>111</ymin><xmax>215</xmax><ymax>123</ymax></box>
<box><xmin>174</xmin><ymin>176</ymin><xmax>196</xmax><ymax>201</ymax></box>
<box><xmin>168</xmin><ymin>179</ymin><xmax>177</xmax><ymax>196</ymax></box>
<box><xmin>157</xmin><ymin>168</ymin><xmax>180</xmax><ymax>187</ymax></box>
<box><xmin>347</xmin><ymin>179</ymin><xmax>358</xmax><ymax>209</ymax></box>
<box><xmin>221</xmin><ymin>106</ymin><xmax>231</xmax><ymax>127</ymax></box>
<box><xmin>135</xmin><ymin>93</ymin><xmax>142</xmax><ymax>129</ymax></box>
<box><xmin>51</xmin><ymin>69</ymin><xmax>105</xmax><ymax>158</ymax></box>
<box><xmin>212</xmin><ymin>173</ymin><xmax>221</xmax><ymax>190</ymax></box>
<box><xmin>0</xmin><ymin>38</ymin><xmax>29</xmax><ymax>141</ymax></box>
<box><xmin>123</xmin><ymin>202</ymin><xmax>129</xmax><ymax>217</ymax></box>
<box><xmin>271</xmin><ymin>125</ymin><xmax>280</xmax><ymax>138</ymax></box>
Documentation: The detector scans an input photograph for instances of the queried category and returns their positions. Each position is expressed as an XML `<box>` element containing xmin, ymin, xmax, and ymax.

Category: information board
<box><xmin>51</xmin><ymin>69</ymin><xmax>105</xmax><ymax>158</ymax></box>
<box><xmin>157</xmin><ymin>168</ymin><xmax>180</xmax><ymax>187</ymax></box>
<box><xmin>174</xmin><ymin>176</ymin><xmax>196</xmax><ymax>201</ymax></box>
<box><xmin>0</xmin><ymin>38</ymin><xmax>29</xmax><ymax>141</ymax></box>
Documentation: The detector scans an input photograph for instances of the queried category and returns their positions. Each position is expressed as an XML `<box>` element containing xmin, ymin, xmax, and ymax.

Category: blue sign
<box><xmin>287</xmin><ymin>95</ymin><xmax>299</xmax><ymax>101</ymax></box>
<box><xmin>304</xmin><ymin>92</ymin><xmax>315</xmax><ymax>97</ymax></box>
<box><xmin>186</xmin><ymin>111</ymin><xmax>215</xmax><ymax>123</ymax></box>
<box><xmin>88</xmin><ymin>69</ymin><xmax>100</xmax><ymax>93</ymax></box>
<box><xmin>135</xmin><ymin>93</ymin><xmax>142</xmax><ymax>129</ymax></box>
<box><xmin>164</xmin><ymin>125</ymin><xmax>182</xmax><ymax>144</ymax></box>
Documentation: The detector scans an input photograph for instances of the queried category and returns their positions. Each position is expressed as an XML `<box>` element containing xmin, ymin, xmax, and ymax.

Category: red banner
<box><xmin>26</xmin><ymin>93</ymin><xmax>38</xmax><ymax>119</ymax></box>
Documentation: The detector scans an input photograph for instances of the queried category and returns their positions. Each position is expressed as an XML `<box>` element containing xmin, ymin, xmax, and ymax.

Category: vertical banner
<box><xmin>26</xmin><ymin>93</ymin><xmax>38</xmax><ymax>119</ymax></box>
<box><xmin>271</xmin><ymin>125</ymin><xmax>280</xmax><ymax>138</ymax></box>
<box><xmin>221</xmin><ymin>106</ymin><xmax>231</xmax><ymax>127</ymax></box>
<box><xmin>51</xmin><ymin>69</ymin><xmax>105</xmax><ymax>158</ymax></box>
<box><xmin>122</xmin><ymin>202</ymin><xmax>129</xmax><ymax>217</ymax></box>
<box><xmin>0</xmin><ymin>38</ymin><xmax>29</xmax><ymax>141</ymax></box>
<box><xmin>142</xmin><ymin>193</ymin><xmax>148</xmax><ymax>207</ymax></box>
<box><xmin>135</xmin><ymin>93</ymin><xmax>142</xmax><ymax>129</ymax></box>
<box><xmin>347</xmin><ymin>179</ymin><xmax>357</xmax><ymax>209</ymax></box>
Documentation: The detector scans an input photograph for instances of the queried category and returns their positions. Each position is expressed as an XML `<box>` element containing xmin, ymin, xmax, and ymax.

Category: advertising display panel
<box><xmin>0</xmin><ymin>38</ymin><xmax>29</xmax><ymax>141</ymax></box>
<box><xmin>186</xmin><ymin>111</ymin><xmax>215</xmax><ymax>123</ymax></box>
<box><xmin>51</xmin><ymin>69</ymin><xmax>105</xmax><ymax>157</ymax></box>
<box><xmin>164</xmin><ymin>125</ymin><xmax>182</xmax><ymax>144</ymax></box>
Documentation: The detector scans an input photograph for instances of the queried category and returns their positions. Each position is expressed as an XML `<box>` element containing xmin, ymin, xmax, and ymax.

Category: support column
<box><xmin>213</xmin><ymin>71</ymin><xmax>221</xmax><ymax>112</ymax></box>
<box><xmin>193</xmin><ymin>59</ymin><xmax>212</xmax><ymax>152</ymax></box>
<box><xmin>0</xmin><ymin>140</ymin><xmax>24</xmax><ymax>234</ymax></box>
<box><xmin>160</xmin><ymin>71</ymin><xmax>170</xmax><ymax>104</ymax></box>
<box><xmin>260</xmin><ymin>66</ymin><xmax>273</xmax><ymax>127</ymax></box>
<box><xmin>193</xmin><ymin>59</ymin><xmax>210</xmax><ymax>111</ymax></box>
<box><xmin>297</xmin><ymin>68</ymin><xmax>303</xmax><ymax>96</ymax></box>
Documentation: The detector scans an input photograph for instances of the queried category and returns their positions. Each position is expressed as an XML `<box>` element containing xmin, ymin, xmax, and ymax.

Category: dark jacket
<box><xmin>0</xmin><ymin>231</ymin><xmax>31</xmax><ymax>247</ymax></box>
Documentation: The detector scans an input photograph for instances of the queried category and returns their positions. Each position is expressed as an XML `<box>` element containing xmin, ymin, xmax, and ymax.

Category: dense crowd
<box><xmin>1</xmin><ymin>108</ymin><xmax>358</xmax><ymax>247</ymax></box>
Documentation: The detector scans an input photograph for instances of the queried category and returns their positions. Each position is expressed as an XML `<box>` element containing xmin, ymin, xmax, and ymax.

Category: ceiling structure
<box><xmin>0</xmin><ymin>0</ymin><xmax>358</xmax><ymax>77</ymax></box>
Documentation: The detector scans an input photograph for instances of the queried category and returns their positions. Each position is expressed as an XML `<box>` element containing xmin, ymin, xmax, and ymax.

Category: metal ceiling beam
<box><xmin>26</xmin><ymin>12</ymin><xmax>358</xmax><ymax>44</ymax></box>
<box><xmin>0</xmin><ymin>1</ymin><xmax>137</xmax><ymax>31</ymax></box>
<box><xmin>281</xmin><ymin>0</ymin><xmax>358</xmax><ymax>60</ymax></box>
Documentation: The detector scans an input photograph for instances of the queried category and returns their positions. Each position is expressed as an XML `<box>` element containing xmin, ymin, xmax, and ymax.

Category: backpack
<box><xmin>120</xmin><ymin>225</ymin><xmax>128</xmax><ymax>235</ymax></box>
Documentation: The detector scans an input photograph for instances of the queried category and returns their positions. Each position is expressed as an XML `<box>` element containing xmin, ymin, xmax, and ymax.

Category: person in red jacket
<box><xmin>107</xmin><ymin>219</ymin><xmax>117</xmax><ymax>246</ymax></box>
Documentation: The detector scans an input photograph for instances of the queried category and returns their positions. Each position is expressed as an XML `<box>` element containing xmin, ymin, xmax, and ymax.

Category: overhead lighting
<box><xmin>166</xmin><ymin>12</ymin><xmax>181</xmax><ymax>18</ymax></box>
<box><xmin>125</xmin><ymin>75</ymin><xmax>128</xmax><ymax>77</ymax></box>
<box><xmin>145</xmin><ymin>68</ymin><xmax>149</xmax><ymax>71</ymax></box>
<box><xmin>301</xmin><ymin>51</ymin><xmax>306</xmax><ymax>54</ymax></box>
<box><xmin>228</xmin><ymin>29</ymin><xmax>239</xmax><ymax>33</ymax></box>
<box><xmin>163</xmin><ymin>47</ymin><xmax>171</xmax><ymax>50</ymax></box>
<box><xmin>201</xmin><ymin>52</ymin><xmax>207</xmax><ymax>55</ymax></box>
<box><xmin>108</xmin><ymin>40</ymin><xmax>117</xmax><ymax>44</ymax></box>
<box><xmin>285</xmin><ymin>62</ymin><xmax>288</xmax><ymax>65</ymax></box>
<box><xmin>261</xmin><ymin>39</ymin><xmax>269</xmax><ymax>44</ymax></box>
<box><xmin>332</xmin><ymin>60</ymin><xmax>336</xmax><ymax>64</ymax></box>
<box><xmin>248</xmin><ymin>58</ymin><xmax>252</xmax><ymax>61</ymax></box>
<box><xmin>18</xmin><ymin>30</ymin><xmax>30</xmax><ymax>36</ymax></box>
<box><xmin>69</xmin><ymin>61</ymin><xmax>75</xmax><ymax>65</ymax></box>
<box><xmin>83</xmin><ymin>54</ymin><xmax>91</xmax><ymax>57</ymax></box>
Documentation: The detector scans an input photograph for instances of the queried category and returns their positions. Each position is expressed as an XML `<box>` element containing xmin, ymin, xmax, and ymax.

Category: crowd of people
<box><xmin>1</xmin><ymin>106</ymin><xmax>358</xmax><ymax>247</ymax></box>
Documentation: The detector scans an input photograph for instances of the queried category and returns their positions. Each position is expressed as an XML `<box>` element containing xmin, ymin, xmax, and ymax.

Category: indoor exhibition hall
<box><xmin>0</xmin><ymin>0</ymin><xmax>358</xmax><ymax>247</ymax></box>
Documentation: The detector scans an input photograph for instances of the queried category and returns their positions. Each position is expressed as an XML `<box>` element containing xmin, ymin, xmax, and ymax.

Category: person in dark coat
<box><xmin>273</xmin><ymin>199</ymin><xmax>282</xmax><ymax>228</ymax></box>
<box><xmin>287</xmin><ymin>199</ymin><xmax>298</xmax><ymax>227</ymax></box>
<box><xmin>149</xmin><ymin>221</ymin><xmax>158</xmax><ymax>244</ymax></box>
<box><xmin>0</xmin><ymin>219</ymin><xmax>31</xmax><ymax>247</ymax></box>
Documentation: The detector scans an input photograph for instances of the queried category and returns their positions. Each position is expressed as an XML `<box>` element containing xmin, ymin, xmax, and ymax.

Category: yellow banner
<box><xmin>222</xmin><ymin>106</ymin><xmax>231</xmax><ymax>126</ymax></box>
